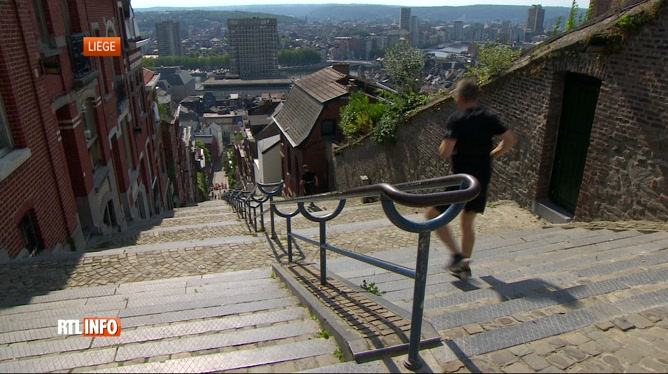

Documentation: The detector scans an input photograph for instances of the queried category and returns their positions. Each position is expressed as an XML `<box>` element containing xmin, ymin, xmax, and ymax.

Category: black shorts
<box><xmin>435</xmin><ymin>169</ymin><xmax>490</xmax><ymax>214</ymax></box>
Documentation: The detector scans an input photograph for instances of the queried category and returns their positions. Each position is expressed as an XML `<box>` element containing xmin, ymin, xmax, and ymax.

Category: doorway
<box><xmin>549</xmin><ymin>73</ymin><xmax>601</xmax><ymax>213</ymax></box>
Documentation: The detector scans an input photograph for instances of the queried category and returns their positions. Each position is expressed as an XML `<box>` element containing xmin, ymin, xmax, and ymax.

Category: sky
<box><xmin>131</xmin><ymin>0</ymin><xmax>589</xmax><ymax>10</ymax></box>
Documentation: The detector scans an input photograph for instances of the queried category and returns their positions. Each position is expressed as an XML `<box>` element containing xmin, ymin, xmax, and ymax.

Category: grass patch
<box><xmin>361</xmin><ymin>280</ymin><xmax>386</xmax><ymax>296</ymax></box>
<box><xmin>270</xmin><ymin>271</ymin><xmax>276</xmax><ymax>279</ymax></box>
<box><xmin>333</xmin><ymin>347</ymin><xmax>345</xmax><ymax>362</ymax></box>
<box><xmin>317</xmin><ymin>329</ymin><xmax>330</xmax><ymax>339</ymax></box>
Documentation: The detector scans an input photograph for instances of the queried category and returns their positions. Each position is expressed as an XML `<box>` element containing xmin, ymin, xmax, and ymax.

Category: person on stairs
<box><xmin>426</xmin><ymin>78</ymin><xmax>517</xmax><ymax>280</ymax></box>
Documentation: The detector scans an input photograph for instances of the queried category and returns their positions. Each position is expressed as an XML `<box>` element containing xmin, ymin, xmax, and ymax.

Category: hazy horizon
<box><xmin>131</xmin><ymin>1</ymin><xmax>589</xmax><ymax>11</ymax></box>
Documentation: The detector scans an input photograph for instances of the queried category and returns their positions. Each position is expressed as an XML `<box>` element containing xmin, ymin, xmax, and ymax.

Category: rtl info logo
<box><xmin>83</xmin><ymin>37</ymin><xmax>121</xmax><ymax>57</ymax></box>
<box><xmin>57</xmin><ymin>317</ymin><xmax>122</xmax><ymax>337</ymax></box>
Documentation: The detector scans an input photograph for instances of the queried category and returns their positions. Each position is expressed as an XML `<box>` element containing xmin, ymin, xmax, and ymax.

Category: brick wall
<box><xmin>333</xmin><ymin>4</ymin><xmax>668</xmax><ymax>222</ymax></box>
<box><xmin>0</xmin><ymin>0</ymin><xmax>80</xmax><ymax>257</ymax></box>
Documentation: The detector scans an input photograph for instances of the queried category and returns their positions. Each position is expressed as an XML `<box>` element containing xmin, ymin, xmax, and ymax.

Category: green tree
<box><xmin>338</xmin><ymin>92</ymin><xmax>387</xmax><ymax>139</ymax></box>
<box><xmin>197</xmin><ymin>172</ymin><xmax>208</xmax><ymax>201</ymax></box>
<box><xmin>195</xmin><ymin>140</ymin><xmax>211</xmax><ymax>165</ymax></box>
<box><xmin>382</xmin><ymin>41</ymin><xmax>425</xmax><ymax>94</ymax></box>
<box><xmin>467</xmin><ymin>41</ymin><xmax>520</xmax><ymax>84</ymax></box>
<box><xmin>278</xmin><ymin>48</ymin><xmax>322</xmax><ymax>66</ymax></box>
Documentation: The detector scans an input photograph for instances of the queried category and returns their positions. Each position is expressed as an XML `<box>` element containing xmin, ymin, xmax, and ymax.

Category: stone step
<box><xmin>297</xmin><ymin>360</ymin><xmax>391</xmax><ymax>373</ymax></box>
<box><xmin>353</xmin><ymin>234</ymin><xmax>668</xmax><ymax>300</ymax></box>
<box><xmin>0</xmin><ymin>269</ymin><xmax>271</xmax><ymax>316</ymax></box>
<box><xmin>435</xmin><ymin>287</ymin><xmax>668</xmax><ymax>362</ymax></box>
<box><xmin>324</xmin><ymin>230</ymin><xmax>668</xmax><ymax>304</ymax></box>
<box><xmin>90</xmin><ymin>339</ymin><xmax>337</xmax><ymax>373</ymax></box>
<box><xmin>426</xmin><ymin>270</ymin><xmax>668</xmax><ymax>331</ymax></box>
<box><xmin>113</xmin><ymin>319</ymin><xmax>320</xmax><ymax>363</ymax></box>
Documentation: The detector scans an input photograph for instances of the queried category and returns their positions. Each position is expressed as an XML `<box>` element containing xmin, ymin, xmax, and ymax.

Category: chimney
<box><xmin>347</xmin><ymin>78</ymin><xmax>357</xmax><ymax>92</ymax></box>
<box><xmin>331</xmin><ymin>63</ymin><xmax>350</xmax><ymax>76</ymax></box>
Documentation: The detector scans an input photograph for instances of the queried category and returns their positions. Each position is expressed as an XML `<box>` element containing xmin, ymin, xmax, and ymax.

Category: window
<box><xmin>321</xmin><ymin>119</ymin><xmax>336</xmax><ymax>137</ymax></box>
<box><xmin>32</xmin><ymin>0</ymin><xmax>55</xmax><ymax>49</ymax></box>
<box><xmin>123</xmin><ymin>118</ymin><xmax>135</xmax><ymax>170</ymax></box>
<box><xmin>18</xmin><ymin>211</ymin><xmax>42</xmax><ymax>255</ymax></box>
<box><xmin>81</xmin><ymin>99</ymin><xmax>97</xmax><ymax>142</ymax></box>
<box><xmin>0</xmin><ymin>95</ymin><xmax>13</xmax><ymax>158</ymax></box>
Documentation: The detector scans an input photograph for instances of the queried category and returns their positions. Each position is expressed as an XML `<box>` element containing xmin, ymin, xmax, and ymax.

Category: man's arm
<box><xmin>439</xmin><ymin>138</ymin><xmax>457</xmax><ymax>158</ymax></box>
<box><xmin>490</xmin><ymin>130</ymin><xmax>517</xmax><ymax>160</ymax></box>
<box><xmin>314</xmin><ymin>175</ymin><xmax>319</xmax><ymax>187</ymax></box>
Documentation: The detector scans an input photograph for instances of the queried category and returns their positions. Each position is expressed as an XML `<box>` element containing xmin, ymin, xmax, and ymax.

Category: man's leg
<box><xmin>425</xmin><ymin>206</ymin><xmax>460</xmax><ymax>254</ymax></box>
<box><xmin>460</xmin><ymin>210</ymin><xmax>477</xmax><ymax>259</ymax></box>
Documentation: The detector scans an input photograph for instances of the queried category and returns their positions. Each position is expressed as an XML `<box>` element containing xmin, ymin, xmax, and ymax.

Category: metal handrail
<box><xmin>272</xmin><ymin>174</ymin><xmax>479</xmax><ymax>208</ymax></box>
<box><xmin>269</xmin><ymin>174</ymin><xmax>479</xmax><ymax>370</ymax></box>
<box><xmin>223</xmin><ymin>175</ymin><xmax>480</xmax><ymax>370</ymax></box>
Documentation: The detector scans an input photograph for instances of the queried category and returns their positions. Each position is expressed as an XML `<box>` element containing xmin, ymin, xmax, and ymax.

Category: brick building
<box><xmin>332</xmin><ymin>0</ymin><xmax>668</xmax><ymax>223</ymax></box>
<box><xmin>272</xmin><ymin>63</ymin><xmax>391</xmax><ymax>197</ymax></box>
<box><xmin>0</xmin><ymin>0</ymin><xmax>187</xmax><ymax>260</ymax></box>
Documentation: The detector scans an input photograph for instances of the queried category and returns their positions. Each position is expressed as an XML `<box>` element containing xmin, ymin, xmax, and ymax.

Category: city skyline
<box><xmin>132</xmin><ymin>0</ymin><xmax>590</xmax><ymax>10</ymax></box>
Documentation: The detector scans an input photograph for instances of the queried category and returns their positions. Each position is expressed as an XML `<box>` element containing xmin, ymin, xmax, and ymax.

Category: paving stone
<box><xmin>560</xmin><ymin>331</ymin><xmax>590</xmax><ymax>346</ymax></box>
<box><xmin>611</xmin><ymin>317</ymin><xmax>635</xmax><ymax>331</ymax></box>
<box><xmin>528</xmin><ymin>341</ymin><xmax>557</xmax><ymax>356</ymax></box>
<box><xmin>537</xmin><ymin>365</ymin><xmax>566</xmax><ymax>373</ymax></box>
<box><xmin>625</xmin><ymin>313</ymin><xmax>655</xmax><ymax>329</ymax></box>
<box><xmin>625</xmin><ymin>364</ymin><xmax>655</xmax><ymax>373</ymax></box>
<box><xmin>600</xmin><ymin>354</ymin><xmax>625</xmax><ymax>372</ymax></box>
<box><xmin>468</xmin><ymin>358</ymin><xmax>502</xmax><ymax>373</ymax></box>
<box><xmin>569</xmin><ymin>359</ymin><xmax>614</xmax><ymax>374</ymax></box>
<box><xmin>546</xmin><ymin>353</ymin><xmax>576</xmax><ymax>370</ymax></box>
<box><xmin>462</xmin><ymin>323</ymin><xmax>484</xmax><ymax>335</ymax></box>
<box><xmin>639</xmin><ymin>357</ymin><xmax>668</xmax><ymax>373</ymax></box>
<box><xmin>594</xmin><ymin>321</ymin><xmax>615</xmax><ymax>331</ymax></box>
<box><xmin>489</xmin><ymin>350</ymin><xmax>518</xmax><ymax>367</ymax></box>
<box><xmin>442</xmin><ymin>360</ymin><xmax>465</xmax><ymax>372</ymax></box>
<box><xmin>502</xmin><ymin>361</ymin><xmax>532</xmax><ymax>373</ymax></box>
<box><xmin>547</xmin><ymin>337</ymin><xmax>568</xmax><ymax>348</ymax></box>
<box><xmin>615</xmin><ymin>347</ymin><xmax>647</xmax><ymax>365</ymax></box>
<box><xmin>508</xmin><ymin>344</ymin><xmax>531</xmax><ymax>357</ymax></box>
<box><xmin>561</xmin><ymin>347</ymin><xmax>588</xmax><ymax>363</ymax></box>
<box><xmin>590</xmin><ymin>336</ymin><xmax>622</xmax><ymax>352</ymax></box>
<box><xmin>639</xmin><ymin>310</ymin><xmax>663</xmax><ymax>323</ymax></box>
<box><xmin>521</xmin><ymin>353</ymin><xmax>550</xmax><ymax>371</ymax></box>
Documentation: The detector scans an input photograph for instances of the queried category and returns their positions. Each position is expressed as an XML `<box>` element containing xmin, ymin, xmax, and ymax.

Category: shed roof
<box><xmin>273</xmin><ymin>66</ymin><xmax>352</xmax><ymax>147</ymax></box>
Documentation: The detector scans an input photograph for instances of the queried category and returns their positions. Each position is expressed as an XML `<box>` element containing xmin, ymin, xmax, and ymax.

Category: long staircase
<box><xmin>0</xmin><ymin>198</ymin><xmax>666</xmax><ymax>373</ymax></box>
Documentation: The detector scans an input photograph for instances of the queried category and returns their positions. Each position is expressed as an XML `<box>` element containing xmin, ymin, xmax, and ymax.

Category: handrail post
<box><xmin>287</xmin><ymin>216</ymin><xmax>293</xmax><ymax>263</ymax></box>
<box><xmin>259</xmin><ymin>201</ymin><xmax>265</xmax><ymax>232</ymax></box>
<box><xmin>270</xmin><ymin>195</ymin><xmax>276</xmax><ymax>239</ymax></box>
<box><xmin>319</xmin><ymin>221</ymin><xmax>327</xmax><ymax>285</ymax></box>
<box><xmin>404</xmin><ymin>231</ymin><xmax>431</xmax><ymax>370</ymax></box>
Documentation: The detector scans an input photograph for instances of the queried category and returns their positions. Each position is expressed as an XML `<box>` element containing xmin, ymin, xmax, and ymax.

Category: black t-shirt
<box><xmin>444</xmin><ymin>107</ymin><xmax>507</xmax><ymax>182</ymax></box>
<box><xmin>301</xmin><ymin>171</ymin><xmax>316</xmax><ymax>186</ymax></box>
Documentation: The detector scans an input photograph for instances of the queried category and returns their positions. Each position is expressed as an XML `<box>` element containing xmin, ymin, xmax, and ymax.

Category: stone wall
<box><xmin>333</xmin><ymin>1</ymin><xmax>668</xmax><ymax>222</ymax></box>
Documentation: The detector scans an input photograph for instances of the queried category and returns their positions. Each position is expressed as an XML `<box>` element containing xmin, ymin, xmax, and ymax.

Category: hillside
<box><xmin>135</xmin><ymin>4</ymin><xmax>585</xmax><ymax>25</ymax></box>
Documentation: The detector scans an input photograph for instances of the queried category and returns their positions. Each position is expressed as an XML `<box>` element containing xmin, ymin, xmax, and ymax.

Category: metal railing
<box><xmin>224</xmin><ymin>174</ymin><xmax>480</xmax><ymax>370</ymax></box>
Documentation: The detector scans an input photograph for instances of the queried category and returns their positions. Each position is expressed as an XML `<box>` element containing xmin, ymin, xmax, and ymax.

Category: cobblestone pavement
<box><xmin>1</xmin><ymin>192</ymin><xmax>667</xmax><ymax>373</ymax></box>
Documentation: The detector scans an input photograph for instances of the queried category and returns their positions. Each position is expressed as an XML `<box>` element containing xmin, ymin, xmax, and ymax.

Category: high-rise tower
<box><xmin>400</xmin><ymin>8</ymin><xmax>411</xmax><ymax>31</ymax></box>
<box><xmin>227</xmin><ymin>18</ymin><xmax>279</xmax><ymax>79</ymax></box>
<box><xmin>155</xmin><ymin>20</ymin><xmax>182</xmax><ymax>56</ymax></box>
<box><xmin>526</xmin><ymin>5</ymin><xmax>545</xmax><ymax>35</ymax></box>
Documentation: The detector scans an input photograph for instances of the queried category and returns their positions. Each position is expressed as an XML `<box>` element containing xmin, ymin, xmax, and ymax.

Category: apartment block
<box><xmin>155</xmin><ymin>20</ymin><xmax>182</xmax><ymax>56</ymax></box>
<box><xmin>227</xmin><ymin>18</ymin><xmax>279</xmax><ymax>79</ymax></box>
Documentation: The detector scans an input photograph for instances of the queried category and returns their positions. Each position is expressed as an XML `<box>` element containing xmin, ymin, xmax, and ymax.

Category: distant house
<box><xmin>155</xmin><ymin>66</ymin><xmax>196</xmax><ymax>104</ymax></box>
<box><xmin>255</xmin><ymin>135</ymin><xmax>282</xmax><ymax>184</ymax></box>
<box><xmin>272</xmin><ymin>63</ymin><xmax>390</xmax><ymax>196</ymax></box>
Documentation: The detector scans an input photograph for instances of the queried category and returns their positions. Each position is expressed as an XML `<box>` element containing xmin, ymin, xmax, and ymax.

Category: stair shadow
<box><xmin>264</xmin><ymin>232</ymin><xmax>306</xmax><ymax>263</ymax></box>
<box><xmin>479</xmin><ymin>275</ymin><xmax>583</xmax><ymax>307</ymax></box>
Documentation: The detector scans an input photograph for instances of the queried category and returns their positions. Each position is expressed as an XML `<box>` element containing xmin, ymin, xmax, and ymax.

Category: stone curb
<box><xmin>271</xmin><ymin>262</ymin><xmax>441</xmax><ymax>364</ymax></box>
<box><xmin>272</xmin><ymin>262</ymin><xmax>365</xmax><ymax>362</ymax></box>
